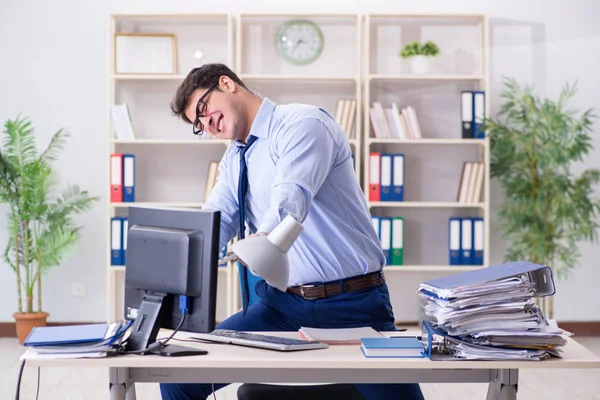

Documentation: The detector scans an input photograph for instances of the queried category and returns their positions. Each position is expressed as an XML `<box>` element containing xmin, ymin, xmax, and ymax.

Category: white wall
<box><xmin>1</xmin><ymin>0</ymin><xmax>599</xmax><ymax>323</ymax></box>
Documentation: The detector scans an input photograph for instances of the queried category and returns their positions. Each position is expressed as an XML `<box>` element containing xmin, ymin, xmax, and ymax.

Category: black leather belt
<box><xmin>287</xmin><ymin>271</ymin><xmax>385</xmax><ymax>300</ymax></box>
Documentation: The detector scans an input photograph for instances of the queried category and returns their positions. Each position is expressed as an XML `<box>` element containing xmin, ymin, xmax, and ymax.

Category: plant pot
<box><xmin>410</xmin><ymin>55</ymin><xmax>431</xmax><ymax>74</ymax></box>
<box><xmin>13</xmin><ymin>312</ymin><xmax>49</xmax><ymax>344</ymax></box>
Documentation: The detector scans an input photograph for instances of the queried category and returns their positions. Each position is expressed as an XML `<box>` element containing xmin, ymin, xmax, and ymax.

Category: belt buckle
<box><xmin>300</xmin><ymin>284</ymin><xmax>319</xmax><ymax>300</ymax></box>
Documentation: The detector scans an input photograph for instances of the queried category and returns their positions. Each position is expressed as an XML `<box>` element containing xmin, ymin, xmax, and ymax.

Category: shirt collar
<box><xmin>233</xmin><ymin>97</ymin><xmax>276</xmax><ymax>148</ymax></box>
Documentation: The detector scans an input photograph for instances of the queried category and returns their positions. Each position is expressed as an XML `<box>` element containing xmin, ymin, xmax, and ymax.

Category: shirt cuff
<box><xmin>257</xmin><ymin>216</ymin><xmax>281</xmax><ymax>235</ymax></box>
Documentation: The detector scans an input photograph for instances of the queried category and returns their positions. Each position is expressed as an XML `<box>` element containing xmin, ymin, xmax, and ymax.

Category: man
<box><xmin>162</xmin><ymin>63</ymin><xmax>424</xmax><ymax>400</ymax></box>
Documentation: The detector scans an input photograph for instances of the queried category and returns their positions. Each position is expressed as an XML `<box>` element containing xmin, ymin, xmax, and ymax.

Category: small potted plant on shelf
<box><xmin>485</xmin><ymin>77</ymin><xmax>600</xmax><ymax>319</ymax></box>
<box><xmin>399</xmin><ymin>41</ymin><xmax>440</xmax><ymax>74</ymax></box>
<box><xmin>0</xmin><ymin>116</ymin><xmax>99</xmax><ymax>343</ymax></box>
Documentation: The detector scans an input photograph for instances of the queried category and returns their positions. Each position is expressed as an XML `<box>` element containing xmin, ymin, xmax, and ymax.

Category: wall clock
<box><xmin>276</xmin><ymin>19</ymin><xmax>324</xmax><ymax>66</ymax></box>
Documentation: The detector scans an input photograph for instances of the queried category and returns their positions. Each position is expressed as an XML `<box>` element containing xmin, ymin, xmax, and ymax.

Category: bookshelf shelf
<box><xmin>369</xmin><ymin>74</ymin><xmax>484</xmax><ymax>81</ymax></box>
<box><xmin>109</xmin><ymin>265</ymin><xmax>230</xmax><ymax>274</ymax></box>
<box><xmin>369</xmin><ymin>201</ymin><xmax>485</xmax><ymax>209</ymax></box>
<box><xmin>111</xmin><ymin>139</ymin><xmax>230</xmax><ymax>145</ymax></box>
<box><xmin>110</xmin><ymin>202</ymin><xmax>205</xmax><ymax>208</ymax></box>
<box><xmin>367</xmin><ymin>138</ymin><xmax>487</xmax><ymax>145</ymax></box>
<box><xmin>112</xmin><ymin>74</ymin><xmax>187</xmax><ymax>81</ymax></box>
<box><xmin>384</xmin><ymin>265</ymin><xmax>484</xmax><ymax>272</ymax></box>
<box><xmin>240</xmin><ymin>74</ymin><xmax>357</xmax><ymax>82</ymax></box>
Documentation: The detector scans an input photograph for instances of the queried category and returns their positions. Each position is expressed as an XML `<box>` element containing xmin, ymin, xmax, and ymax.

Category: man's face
<box><xmin>185</xmin><ymin>76</ymin><xmax>245</xmax><ymax>141</ymax></box>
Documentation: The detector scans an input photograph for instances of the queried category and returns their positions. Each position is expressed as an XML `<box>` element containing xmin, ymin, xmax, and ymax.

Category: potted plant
<box><xmin>399</xmin><ymin>41</ymin><xmax>440</xmax><ymax>74</ymax></box>
<box><xmin>0</xmin><ymin>116</ymin><xmax>99</xmax><ymax>343</ymax></box>
<box><xmin>484</xmin><ymin>78</ymin><xmax>600</xmax><ymax>319</ymax></box>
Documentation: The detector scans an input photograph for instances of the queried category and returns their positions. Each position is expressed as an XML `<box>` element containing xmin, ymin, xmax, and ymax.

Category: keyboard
<box><xmin>192</xmin><ymin>329</ymin><xmax>329</xmax><ymax>352</ymax></box>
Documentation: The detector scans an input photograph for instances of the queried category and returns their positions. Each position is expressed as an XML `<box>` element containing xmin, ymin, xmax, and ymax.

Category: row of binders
<box><xmin>418</xmin><ymin>261</ymin><xmax>569</xmax><ymax>361</ymax></box>
<box><xmin>111</xmin><ymin>153</ymin><xmax>135</xmax><ymax>203</ymax></box>
<box><xmin>369</xmin><ymin>102</ymin><xmax>422</xmax><ymax>140</ymax></box>
<box><xmin>369</xmin><ymin>152</ymin><xmax>404</xmax><ymax>202</ymax></box>
<box><xmin>333</xmin><ymin>98</ymin><xmax>357</xmax><ymax>139</ymax></box>
<box><xmin>449</xmin><ymin>217</ymin><xmax>484</xmax><ymax>266</ymax></box>
<box><xmin>372</xmin><ymin>216</ymin><xmax>403</xmax><ymax>266</ymax></box>
<box><xmin>461</xmin><ymin>90</ymin><xmax>486</xmax><ymax>139</ymax></box>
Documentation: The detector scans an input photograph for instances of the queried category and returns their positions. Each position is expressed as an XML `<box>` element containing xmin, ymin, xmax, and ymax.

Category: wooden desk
<box><xmin>21</xmin><ymin>330</ymin><xmax>600</xmax><ymax>400</ymax></box>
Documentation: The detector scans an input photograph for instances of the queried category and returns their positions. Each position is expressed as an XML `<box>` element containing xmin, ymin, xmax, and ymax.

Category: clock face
<box><xmin>276</xmin><ymin>19</ymin><xmax>324</xmax><ymax>65</ymax></box>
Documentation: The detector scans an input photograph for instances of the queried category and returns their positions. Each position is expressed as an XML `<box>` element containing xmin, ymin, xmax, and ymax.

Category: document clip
<box><xmin>420</xmin><ymin>320</ymin><xmax>457</xmax><ymax>361</ymax></box>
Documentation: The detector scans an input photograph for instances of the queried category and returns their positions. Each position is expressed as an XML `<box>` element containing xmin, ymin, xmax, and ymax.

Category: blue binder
<box><xmin>472</xmin><ymin>217</ymin><xmax>484</xmax><ymax>265</ymax></box>
<box><xmin>24</xmin><ymin>323</ymin><xmax>109</xmax><ymax>346</ymax></box>
<box><xmin>422</xmin><ymin>261</ymin><xmax>556</xmax><ymax>298</ymax></box>
<box><xmin>473</xmin><ymin>91</ymin><xmax>485</xmax><ymax>139</ymax></box>
<box><xmin>121</xmin><ymin>217</ymin><xmax>128</xmax><ymax>266</ymax></box>
<box><xmin>380</xmin><ymin>154</ymin><xmax>393</xmax><ymax>201</ymax></box>
<box><xmin>448</xmin><ymin>218</ymin><xmax>461</xmax><ymax>265</ymax></box>
<box><xmin>460</xmin><ymin>218</ymin><xmax>473</xmax><ymax>265</ymax></box>
<box><xmin>110</xmin><ymin>217</ymin><xmax>124</xmax><ymax>266</ymax></box>
<box><xmin>391</xmin><ymin>154</ymin><xmax>404</xmax><ymax>202</ymax></box>
<box><xmin>123</xmin><ymin>154</ymin><xmax>135</xmax><ymax>202</ymax></box>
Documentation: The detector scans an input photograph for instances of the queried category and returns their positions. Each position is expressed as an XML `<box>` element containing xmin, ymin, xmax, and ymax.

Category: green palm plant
<box><xmin>0</xmin><ymin>115</ymin><xmax>99</xmax><ymax>320</ymax></box>
<box><xmin>485</xmin><ymin>78</ymin><xmax>600</xmax><ymax>316</ymax></box>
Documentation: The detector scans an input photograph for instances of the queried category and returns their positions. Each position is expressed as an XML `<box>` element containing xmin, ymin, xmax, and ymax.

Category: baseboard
<box><xmin>395</xmin><ymin>321</ymin><xmax>600</xmax><ymax>337</ymax></box>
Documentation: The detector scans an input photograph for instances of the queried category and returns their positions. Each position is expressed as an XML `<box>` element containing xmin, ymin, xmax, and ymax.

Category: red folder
<box><xmin>111</xmin><ymin>153</ymin><xmax>123</xmax><ymax>203</ymax></box>
<box><xmin>369</xmin><ymin>152</ymin><xmax>381</xmax><ymax>202</ymax></box>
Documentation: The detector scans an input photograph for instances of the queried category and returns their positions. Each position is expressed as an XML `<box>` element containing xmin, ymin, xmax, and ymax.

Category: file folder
<box><xmin>460</xmin><ymin>218</ymin><xmax>473</xmax><ymax>265</ymax></box>
<box><xmin>473</xmin><ymin>91</ymin><xmax>486</xmax><ymax>139</ymax></box>
<box><xmin>111</xmin><ymin>217</ymin><xmax>124</xmax><ymax>266</ymax></box>
<box><xmin>110</xmin><ymin>154</ymin><xmax>123</xmax><ymax>202</ymax></box>
<box><xmin>122</xmin><ymin>218</ymin><xmax>129</xmax><ymax>266</ymax></box>
<box><xmin>461</xmin><ymin>91</ymin><xmax>473</xmax><ymax>139</ymax></box>
<box><xmin>391</xmin><ymin>217</ymin><xmax>404</xmax><ymax>265</ymax></box>
<box><xmin>24</xmin><ymin>323</ymin><xmax>110</xmax><ymax>347</ymax></box>
<box><xmin>380</xmin><ymin>154</ymin><xmax>392</xmax><ymax>201</ymax></box>
<box><xmin>420</xmin><ymin>261</ymin><xmax>556</xmax><ymax>298</ymax></box>
<box><xmin>392</xmin><ymin>154</ymin><xmax>404</xmax><ymax>201</ymax></box>
<box><xmin>380</xmin><ymin>217</ymin><xmax>391</xmax><ymax>265</ymax></box>
<box><xmin>369</xmin><ymin>152</ymin><xmax>381</xmax><ymax>202</ymax></box>
<box><xmin>472</xmin><ymin>217</ymin><xmax>484</xmax><ymax>265</ymax></box>
<box><xmin>448</xmin><ymin>218</ymin><xmax>461</xmax><ymax>265</ymax></box>
<box><xmin>123</xmin><ymin>154</ymin><xmax>135</xmax><ymax>202</ymax></box>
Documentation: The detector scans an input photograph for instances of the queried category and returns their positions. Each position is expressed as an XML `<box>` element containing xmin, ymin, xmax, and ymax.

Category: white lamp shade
<box><xmin>230</xmin><ymin>215</ymin><xmax>303</xmax><ymax>292</ymax></box>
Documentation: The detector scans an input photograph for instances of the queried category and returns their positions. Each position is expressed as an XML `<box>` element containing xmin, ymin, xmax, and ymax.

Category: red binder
<box><xmin>111</xmin><ymin>153</ymin><xmax>123</xmax><ymax>203</ymax></box>
<box><xmin>369</xmin><ymin>152</ymin><xmax>381</xmax><ymax>202</ymax></box>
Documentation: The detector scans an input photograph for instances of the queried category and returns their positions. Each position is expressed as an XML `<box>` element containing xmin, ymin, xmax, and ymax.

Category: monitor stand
<box><xmin>126</xmin><ymin>292</ymin><xmax>208</xmax><ymax>356</ymax></box>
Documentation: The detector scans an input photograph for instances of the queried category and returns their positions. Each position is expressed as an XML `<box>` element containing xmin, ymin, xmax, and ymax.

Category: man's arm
<box><xmin>202</xmin><ymin>154</ymin><xmax>240</xmax><ymax>250</ymax></box>
<box><xmin>257</xmin><ymin>117</ymin><xmax>338</xmax><ymax>234</ymax></box>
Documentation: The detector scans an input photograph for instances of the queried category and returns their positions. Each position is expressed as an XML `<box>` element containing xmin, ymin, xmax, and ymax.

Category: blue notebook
<box><xmin>360</xmin><ymin>337</ymin><xmax>425</xmax><ymax>358</ymax></box>
<box><xmin>24</xmin><ymin>323</ymin><xmax>110</xmax><ymax>347</ymax></box>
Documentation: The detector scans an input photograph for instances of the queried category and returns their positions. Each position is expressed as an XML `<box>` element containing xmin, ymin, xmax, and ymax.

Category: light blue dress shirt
<box><xmin>203</xmin><ymin>97</ymin><xmax>385</xmax><ymax>286</ymax></box>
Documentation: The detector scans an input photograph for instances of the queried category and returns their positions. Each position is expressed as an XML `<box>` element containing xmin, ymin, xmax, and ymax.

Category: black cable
<box><xmin>15</xmin><ymin>359</ymin><xmax>25</xmax><ymax>400</ymax></box>
<box><xmin>119</xmin><ymin>313</ymin><xmax>187</xmax><ymax>355</ymax></box>
<box><xmin>36</xmin><ymin>367</ymin><xmax>40</xmax><ymax>400</ymax></box>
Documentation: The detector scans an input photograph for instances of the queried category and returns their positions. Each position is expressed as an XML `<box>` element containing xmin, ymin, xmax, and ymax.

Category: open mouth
<box><xmin>217</xmin><ymin>115</ymin><xmax>224</xmax><ymax>133</ymax></box>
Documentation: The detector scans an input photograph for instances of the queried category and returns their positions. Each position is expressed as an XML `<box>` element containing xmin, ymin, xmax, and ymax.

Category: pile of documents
<box><xmin>417</xmin><ymin>261</ymin><xmax>572</xmax><ymax>361</ymax></box>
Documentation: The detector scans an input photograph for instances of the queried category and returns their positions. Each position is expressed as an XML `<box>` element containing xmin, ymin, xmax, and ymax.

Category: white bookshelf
<box><xmin>362</xmin><ymin>14</ymin><xmax>490</xmax><ymax>320</ymax></box>
<box><xmin>106</xmin><ymin>13</ymin><xmax>237</xmax><ymax>324</ymax></box>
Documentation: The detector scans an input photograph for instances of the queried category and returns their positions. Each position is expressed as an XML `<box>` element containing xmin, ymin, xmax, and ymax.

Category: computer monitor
<box><xmin>123</xmin><ymin>206</ymin><xmax>220</xmax><ymax>355</ymax></box>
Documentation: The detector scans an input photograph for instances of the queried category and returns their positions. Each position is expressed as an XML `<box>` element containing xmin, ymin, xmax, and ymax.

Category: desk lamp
<box><xmin>230</xmin><ymin>214</ymin><xmax>303</xmax><ymax>291</ymax></box>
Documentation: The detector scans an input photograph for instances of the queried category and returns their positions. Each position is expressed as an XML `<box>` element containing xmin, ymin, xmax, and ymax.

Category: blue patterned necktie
<box><xmin>237</xmin><ymin>134</ymin><xmax>258</xmax><ymax>315</ymax></box>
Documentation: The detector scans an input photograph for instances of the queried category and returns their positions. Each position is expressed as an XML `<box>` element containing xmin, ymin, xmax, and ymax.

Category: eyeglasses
<box><xmin>192</xmin><ymin>81</ymin><xmax>219</xmax><ymax>135</ymax></box>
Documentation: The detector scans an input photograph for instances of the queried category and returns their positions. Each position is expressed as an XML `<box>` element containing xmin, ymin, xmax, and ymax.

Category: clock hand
<box><xmin>292</xmin><ymin>39</ymin><xmax>305</xmax><ymax>55</ymax></box>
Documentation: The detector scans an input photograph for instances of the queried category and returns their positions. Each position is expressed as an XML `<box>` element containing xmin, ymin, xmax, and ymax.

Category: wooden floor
<box><xmin>2</xmin><ymin>337</ymin><xmax>600</xmax><ymax>400</ymax></box>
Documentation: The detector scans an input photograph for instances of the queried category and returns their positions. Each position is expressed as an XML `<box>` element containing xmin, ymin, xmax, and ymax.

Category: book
<box><xmin>298</xmin><ymin>326</ymin><xmax>383</xmax><ymax>345</ymax></box>
<box><xmin>360</xmin><ymin>337</ymin><xmax>425</xmax><ymax>358</ymax></box>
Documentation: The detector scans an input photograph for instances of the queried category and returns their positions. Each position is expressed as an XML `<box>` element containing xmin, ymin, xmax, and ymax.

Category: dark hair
<box><xmin>170</xmin><ymin>63</ymin><xmax>249</xmax><ymax>124</ymax></box>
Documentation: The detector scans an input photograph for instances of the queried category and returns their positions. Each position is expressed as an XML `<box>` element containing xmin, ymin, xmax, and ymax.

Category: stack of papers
<box><xmin>298</xmin><ymin>326</ymin><xmax>382</xmax><ymax>345</ymax></box>
<box><xmin>417</xmin><ymin>262</ymin><xmax>571</xmax><ymax>361</ymax></box>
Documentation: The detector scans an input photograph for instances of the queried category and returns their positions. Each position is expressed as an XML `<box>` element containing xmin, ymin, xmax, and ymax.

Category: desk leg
<box><xmin>486</xmin><ymin>369</ymin><xmax>518</xmax><ymax>400</ymax></box>
<box><xmin>109</xmin><ymin>367</ymin><xmax>130</xmax><ymax>400</ymax></box>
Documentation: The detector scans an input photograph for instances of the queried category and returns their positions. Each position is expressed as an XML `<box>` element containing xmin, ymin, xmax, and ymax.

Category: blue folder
<box><xmin>24</xmin><ymin>323</ymin><xmax>109</xmax><ymax>347</ymax></box>
<box><xmin>422</xmin><ymin>261</ymin><xmax>556</xmax><ymax>298</ymax></box>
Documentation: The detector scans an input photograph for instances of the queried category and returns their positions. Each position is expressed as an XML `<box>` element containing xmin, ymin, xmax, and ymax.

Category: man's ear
<box><xmin>219</xmin><ymin>75</ymin><xmax>237</xmax><ymax>93</ymax></box>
